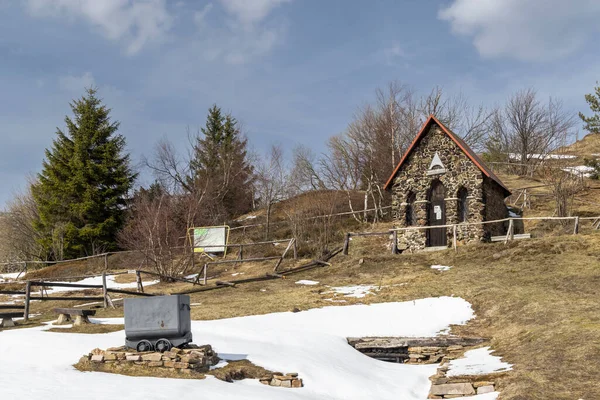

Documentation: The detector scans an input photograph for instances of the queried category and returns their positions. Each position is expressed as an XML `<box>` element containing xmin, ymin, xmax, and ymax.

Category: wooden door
<box><xmin>427</xmin><ymin>180</ymin><xmax>447</xmax><ymax>247</ymax></box>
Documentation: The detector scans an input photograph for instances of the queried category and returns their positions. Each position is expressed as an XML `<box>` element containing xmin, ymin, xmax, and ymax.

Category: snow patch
<box><xmin>431</xmin><ymin>265</ymin><xmax>452</xmax><ymax>272</ymax></box>
<box><xmin>508</xmin><ymin>153</ymin><xmax>576</xmax><ymax>161</ymax></box>
<box><xmin>562</xmin><ymin>165</ymin><xmax>595</xmax><ymax>178</ymax></box>
<box><xmin>295</xmin><ymin>280</ymin><xmax>320</xmax><ymax>285</ymax></box>
<box><xmin>323</xmin><ymin>284</ymin><xmax>381</xmax><ymax>298</ymax></box>
<box><xmin>41</xmin><ymin>275</ymin><xmax>158</xmax><ymax>294</ymax></box>
<box><xmin>0</xmin><ymin>297</ymin><xmax>476</xmax><ymax>400</ymax></box>
<box><xmin>447</xmin><ymin>347</ymin><xmax>513</xmax><ymax>377</ymax></box>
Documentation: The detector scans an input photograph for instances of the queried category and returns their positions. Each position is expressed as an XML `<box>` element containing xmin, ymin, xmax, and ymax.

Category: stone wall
<box><xmin>390</xmin><ymin>122</ymin><xmax>509</xmax><ymax>250</ymax></box>
<box><xmin>482</xmin><ymin>177</ymin><xmax>509</xmax><ymax>237</ymax></box>
<box><xmin>81</xmin><ymin>344</ymin><xmax>219</xmax><ymax>373</ymax></box>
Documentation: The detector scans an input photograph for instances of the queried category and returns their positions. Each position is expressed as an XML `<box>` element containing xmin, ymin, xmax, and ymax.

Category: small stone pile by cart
<box><xmin>81</xmin><ymin>344</ymin><xmax>219</xmax><ymax>373</ymax></box>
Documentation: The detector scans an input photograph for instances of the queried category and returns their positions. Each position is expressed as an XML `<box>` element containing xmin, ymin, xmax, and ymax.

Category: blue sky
<box><xmin>1</xmin><ymin>0</ymin><xmax>600</xmax><ymax>206</ymax></box>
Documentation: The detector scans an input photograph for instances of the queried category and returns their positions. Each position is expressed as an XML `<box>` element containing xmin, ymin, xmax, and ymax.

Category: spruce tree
<box><xmin>32</xmin><ymin>88</ymin><xmax>136</xmax><ymax>259</ymax></box>
<box><xmin>579</xmin><ymin>82</ymin><xmax>600</xmax><ymax>134</ymax></box>
<box><xmin>188</xmin><ymin>105</ymin><xmax>253</xmax><ymax>221</ymax></box>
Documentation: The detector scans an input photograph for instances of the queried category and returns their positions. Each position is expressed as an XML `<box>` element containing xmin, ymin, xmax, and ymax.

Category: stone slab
<box><xmin>430</xmin><ymin>383</ymin><xmax>475</xmax><ymax>396</ymax></box>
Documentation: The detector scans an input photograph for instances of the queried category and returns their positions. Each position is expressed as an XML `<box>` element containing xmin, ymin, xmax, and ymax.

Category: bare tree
<box><xmin>255</xmin><ymin>145</ymin><xmax>289</xmax><ymax>239</ymax></box>
<box><xmin>0</xmin><ymin>183</ymin><xmax>45</xmax><ymax>263</ymax></box>
<box><xmin>119</xmin><ymin>189</ymin><xmax>203</xmax><ymax>279</ymax></box>
<box><xmin>289</xmin><ymin>145</ymin><xmax>326</xmax><ymax>194</ymax></box>
<box><xmin>487</xmin><ymin>89</ymin><xmax>576</xmax><ymax>175</ymax></box>
<box><xmin>540</xmin><ymin>164</ymin><xmax>585</xmax><ymax>217</ymax></box>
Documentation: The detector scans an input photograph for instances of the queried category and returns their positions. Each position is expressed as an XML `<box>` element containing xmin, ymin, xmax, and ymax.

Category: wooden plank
<box><xmin>0</xmin><ymin>312</ymin><xmax>25</xmax><ymax>319</ymax></box>
<box><xmin>491</xmin><ymin>233</ymin><xmax>531</xmax><ymax>242</ymax></box>
<box><xmin>0</xmin><ymin>305</ymin><xmax>25</xmax><ymax>310</ymax></box>
<box><xmin>106</xmin><ymin>288</ymin><xmax>155</xmax><ymax>297</ymax></box>
<box><xmin>342</xmin><ymin>233</ymin><xmax>350</xmax><ymax>255</ymax></box>
<box><xmin>0</xmin><ymin>290</ymin><xmax>26</xmax><ymax>295</ymax></box>
<box><xmin>24</xmin><ymin>281</ymin><xmax>31</xmax><ymax>322</ymax></box>
<box><xmin>29</xmin><ymin>296</ymin><xmax>105</xmax><ymax>301</ymax></box>
<box><xmin>102</xmin><ymin>273</ymin><xmax>108</xmax><ymax>309</ymax></box>
<box><xmin>136</xmin><ymin>270</ymin><xmax>144</xmax><ymax>293</ymax></box>
<box><xmin>53</xmin><ymin>308</ymin><xmax>96</xmax><ymax>316</ymax></box>
<box><xmin>30</xmin><ymin>281</ymin><xmax>103</xmax><ymax>289</ymax></box>
<box><xmin>273</xmin><ymin>238</ymin><xmax>295</xmax><ymax>272</ymax></box>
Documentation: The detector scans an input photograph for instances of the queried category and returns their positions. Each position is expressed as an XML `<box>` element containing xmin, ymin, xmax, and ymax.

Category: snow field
<box><xmin>0</xmin><ymin>297</ymin><xmax>501</xmax><ymax>400</ymax></box>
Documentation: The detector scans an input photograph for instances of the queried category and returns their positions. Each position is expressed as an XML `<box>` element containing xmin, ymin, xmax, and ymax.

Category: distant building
<box><xmin>384</xmin><ymin>115</ymin><xmax>511</xmax><ymax>250</ymax></box>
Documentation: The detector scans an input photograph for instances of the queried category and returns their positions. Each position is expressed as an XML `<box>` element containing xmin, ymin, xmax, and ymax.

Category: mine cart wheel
<box><xmin>155</xmin><ymin>338</ymin><xmax>172</xmax><ymax>353</ymax></box>
<box><xmin>136</xmin><ymin>340</ymin><xmax>154</xmax><ymax>352</ymax></box>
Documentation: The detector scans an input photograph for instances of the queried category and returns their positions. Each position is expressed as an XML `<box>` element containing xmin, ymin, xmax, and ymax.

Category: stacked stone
<box><xmin>259</xmin><ymin>372</ymin><xmax>303</xmax><ymax>388</ymax></box>
<box><xmin>403</xmin><ymin>344</ymin><xmax>466</xmax><ymax>365</ymax></box>
<box><xmin>82</xmin><ymin>344</ymin><xmax>219</xmax><ymax>373</ymax></box>
<box><xmin>428</xmin><ymin>358</ymin><xmax>496</xmax><ymax>399</ymax></box>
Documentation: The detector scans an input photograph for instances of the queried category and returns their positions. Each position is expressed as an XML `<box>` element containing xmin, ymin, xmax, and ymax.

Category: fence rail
<box><xmin>342</xmin><ymin>215</ymin><xmax>600</xmax><ymax>255</ymax></box>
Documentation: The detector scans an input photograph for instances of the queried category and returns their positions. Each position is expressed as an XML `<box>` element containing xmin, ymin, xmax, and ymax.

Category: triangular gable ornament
<box><xmin>427</xmin><ymin>152</ymin><xmax>446</xmax><ymax>175</ymax></box>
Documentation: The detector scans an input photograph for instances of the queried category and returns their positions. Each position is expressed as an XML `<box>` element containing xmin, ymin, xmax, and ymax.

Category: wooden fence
<box><xmin>0</xmin><ymin>271</ymin><xmax>155</xmax><ymax>322</ymax></box>
<box><xmin>342</xmin><ymin>215</ymin><xmax>600</xmax><ymax>255</ymax></box>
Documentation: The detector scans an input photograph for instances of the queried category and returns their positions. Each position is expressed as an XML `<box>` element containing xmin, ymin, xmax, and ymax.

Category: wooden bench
<box><xmin>53</xmin><ymin>308</ymin><xmax>96</xmax><ymax>326</ymax></box>
<box><xmin>0</xmin><ymin>311</ymin><xmax>25</xmax><ymax>328</ymax></box>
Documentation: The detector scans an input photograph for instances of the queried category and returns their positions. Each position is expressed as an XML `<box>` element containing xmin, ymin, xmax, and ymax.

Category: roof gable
<box><xmin>384</xmin><ymin>115</ymin><xmax>511</xmax><ymax>196</ymax></box>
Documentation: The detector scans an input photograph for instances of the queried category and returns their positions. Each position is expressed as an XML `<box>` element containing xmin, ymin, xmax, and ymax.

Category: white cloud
<box><xmin>187</xmin><ymin>0</ymin><xmax>290</xmax><ymax>65</ymax></box>
<box><xmin>193</xmin><ymin>3</ymin><xmax>213</xmax><ymax>27</ymax></box>
<box><xmin>218</xmin><ymin>0</ymin><xmax>290</xmax><ymax>27</ymax></box>
<box><xmin>26</xmin><ymin>0</ymin><xmax>173</xmax><ymax>54</ymax></box>
<box><xmin>59</xmin><ymin>72</ymin><xmax>95</xmax><ymax>92</ymax></box>
<box><xmin>439</xmin><ymin>0</ymin><xmax>600</xmax><ymax>62</ymax></box>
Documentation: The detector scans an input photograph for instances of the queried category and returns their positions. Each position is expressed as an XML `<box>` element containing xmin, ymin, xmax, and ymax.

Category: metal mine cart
<box><xmin>124</xmin><ymin>294</ymin><xmax>193</xmax><ymax>352</ymax></box>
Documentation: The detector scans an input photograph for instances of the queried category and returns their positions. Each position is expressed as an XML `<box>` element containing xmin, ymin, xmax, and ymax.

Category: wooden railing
<box><xmin>342</xmin><ymin>215</ymin><xmax>600</xmax><ymax>255</ymax></box>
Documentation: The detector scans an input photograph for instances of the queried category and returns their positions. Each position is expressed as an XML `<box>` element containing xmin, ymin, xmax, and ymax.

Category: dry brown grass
<box><xmin>163</xmin><ymin>232</ymin><xmax>600</xmax><ymax>399</ymax></box>
<box><xmin>75</xmin><ymin>357</ymin><xmax>271</xmax><ymax>383</ymax></box>
<box><xmin>46</xmin><ymin>324</ymin><xmax>124</xmax><ymax>334</ymax></box>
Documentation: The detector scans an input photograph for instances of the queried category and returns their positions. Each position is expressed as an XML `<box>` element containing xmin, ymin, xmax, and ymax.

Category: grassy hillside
<box><xmin>3</xmin><ymin>231</ymin><xmax>600</xmax><ymax>399</ymax></box>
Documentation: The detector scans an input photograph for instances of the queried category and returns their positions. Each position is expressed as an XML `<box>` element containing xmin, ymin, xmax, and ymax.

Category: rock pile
<box><xmin>428</xmin><ymin>361</ymin><xmax>496</xmax><ymax>399</ymax></box>
<box><xmin>81</xmin><ymin>344</ymin><xmax>219</xmax><ymax>373</ymax></box>
<box><xmin>405</xmin><ymin>344</ymin><xmax>465</xmax><ymax>364</ymax></box>
<box><xmin>259</xmin><ymin>372</ymin><xmax>303</xmax><ymax>388</ymax></box>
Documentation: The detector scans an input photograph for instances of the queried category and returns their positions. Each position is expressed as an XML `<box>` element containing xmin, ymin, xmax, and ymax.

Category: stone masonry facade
<box><xmin>389</xmin><ymin>119</ymin><xmax>509</xmax><ymax>251</ymax></box>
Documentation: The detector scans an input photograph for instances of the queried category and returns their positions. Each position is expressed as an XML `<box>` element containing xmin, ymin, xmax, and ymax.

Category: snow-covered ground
<box><xmin>447</xmin><ymin>347</ymin><xmax>513</xmax><ymax>377</ymax></box>
<box><xmin>0</xmin><ymin>297</ymin><xmax>500</xmax><ymax>400</ymax></box>
<box><xmin>0</xmin><ymin>272</ymin><xmax>22</xmax><ymax>282</ymax></box>
<box><xmin>36</xmin><ymin>274</ymin><xmax>159</xmax><ymax>294</ymax></box>
<box><xmin>562</xmin><ymin>165</ymin><xmax>596</xmax><ymax>177</ymax></box>
<box><xmin>322</xmin><ymin>284</ymin><xmax>381</xmax><ymax>298</ymax></box>
<box><xmin>508</xmin><ymin>153</ymin><xmax>576</xmax><ymax>161</ymax></box>
<box><xmin>295</xmin><ymin>280</ymin><xmax>319</xmax><ymax>285</ymax></box>
<box><xmin>431</xmin><ymin>265</ymin><xmax>452</xmax><ymax>272</ymax></box>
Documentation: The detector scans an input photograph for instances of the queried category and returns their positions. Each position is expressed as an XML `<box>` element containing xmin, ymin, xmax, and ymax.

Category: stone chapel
<box><xmin>384</xmin><ymin>115</ymin><xmax>512</xmax><ymax>250</ymax></box>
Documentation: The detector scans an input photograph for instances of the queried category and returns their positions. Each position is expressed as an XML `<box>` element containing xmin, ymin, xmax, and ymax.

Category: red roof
<box><xmin>384</xmin><ymin>115</ymin><xmax>511</xmax><ymax>196</ymax></box>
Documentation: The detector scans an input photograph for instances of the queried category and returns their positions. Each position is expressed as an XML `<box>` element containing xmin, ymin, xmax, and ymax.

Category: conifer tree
<box><xmin>579</xmin><ymin>82</ymin><xmax>600</xmax><ymax>134</ymax></box>
<box><xmin>187</xmin><ymin>105</ymin><xmax>253</xmax><ymax>221</ymax></box>
<box><xmin>32</xmin><ymin>88</ymin><xmax>136</xmax><ymax>259</ymax></box>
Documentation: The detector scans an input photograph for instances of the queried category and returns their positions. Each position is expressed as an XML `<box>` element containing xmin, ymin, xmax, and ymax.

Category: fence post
<box><xmin>203</xmin><ymin>263</ymin><xmax>208</xmax><ymax>285</ymax></box>
<box><xmin>573</xmin><ymin>216</ymin><xmax>580</xmax><ymax>235</ymax></box>
<box><xmin>343</xmin><ymin>233</ymin><xmax>351</xmax><ymax>255</ymax></box>
<box><xmin>239</xmin><ymin>245</ymin><xmax>244</xmax><ymax>260</ymax></box>
<box><xmin>452</xmin><ymin>225</ymin><xmax>457</xmax><ymax>252</ymax></box>
<box><xmin>104</xmin><ymin>253</ymin><xmax>108</xmax><ymax>271</ymax></box>
<box><xmin>391</xmin><ymin>230</ymin><xmax>398</xmax><ymax>255</ymax></box>
<box><xmin>102</xmin><ymin>272</ymin><xmax>108</xmax><ymax>308</ymax></box>
<box><xmin>135</xmin><ymin>270</ymin><xmax>144</xmax><ymax>293</ymax></box>
<box><xmin>24</xmin><ymin>281</ymin><xmax>31</xmax><ymax>322</ymax></box>
<box><xmin>293</xmin><ymin>239</ymin><xmax>298</xmax><ymax>260</ymax></box>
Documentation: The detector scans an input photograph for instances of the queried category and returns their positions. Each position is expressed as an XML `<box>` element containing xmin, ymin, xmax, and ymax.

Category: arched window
<box><xmin>457</xmin><ymin>187</ymin><xmax>469</xmax><ymax>223</ymax></box>
<box><xmin>406</xmin><ymin>192</ymin><xmax>416</xmax><ymax>226</ymax></box>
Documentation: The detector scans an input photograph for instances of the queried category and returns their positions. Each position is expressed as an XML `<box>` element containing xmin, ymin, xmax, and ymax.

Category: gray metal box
<box><xmin>124</xmin><ymin>294</ymin><xmax>192</xmax><ymax>351</ymax></box>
